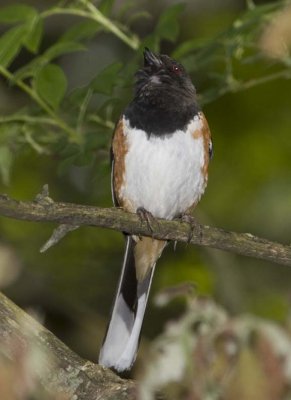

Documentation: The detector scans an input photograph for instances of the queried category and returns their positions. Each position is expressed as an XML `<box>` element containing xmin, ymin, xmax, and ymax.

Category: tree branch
<box><xmin>0</xmin><ymin>190</ymin><xmax>291</xmax><ymax>267</ymax></box>
<box><xmin>0</xmin><ymin>290</ymin><xmax>136</xmax><ymax>399</ymax></box>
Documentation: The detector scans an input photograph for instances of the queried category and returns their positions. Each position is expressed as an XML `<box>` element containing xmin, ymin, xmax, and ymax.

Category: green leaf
<box><xmin>0</xmin><ymin>4</ymin><xmax>37</xmax><ymax>24</ymax></box>
<box><xmin>0</xmin><ymin>146</ymin><xmax>13</xmax><ymax>185</ymax></box>
<box><xmin>14</xmin><ymin>57</ymin><xmax>42</xmax><ymax>81</ymax></box>
<box><xmin>91</xmin><ymin>62</ymin><xmax>123</xmax><ymax>95</ymax></box>
<box><xmin>117</xmin><ymin>0</ymin><xmax>136</xmax><ymax>19</ymax></box>
<box><xmin>172</xmin><ymin>37</ymin><xmax>210</xmax><ymax>59</ymax></box>
<box><xmin>0</xmin><ymin>24</ymin><xmax>27</xmax><ymax>67</ymax></box>
<box><xmin>127</xmin><ymin>11</ymin><xmax>152</xmax><ymax>25</ymax></box>
<box><xmin>43</xmin><ymin>41</ymin><xmax>85</xmax><ymax>62</ymax></box>
<box><xmin>15</xmin><ymin>41</ymin><xmax>84</xmax><ymax>81</ymax></box>
<box><xmin>23</xmin><ymin>17</ymin><xmax>43</xmax><ymax>53</ymax></box>
<box><xmin>141</xmin><ymin>34</ymin><xmax>160</xmax><ymax>53</ymax></box>
<box><xmin>60</xmin><ymin>20</ymin><xmax>101</xmax><ymax>42</ymax></box>
<box><xmin>99</xmin><ymin>0</ymin><xmax>115</xmax><ymax>16</ymax></box>
<box><xmin>140</xmin><ymin>33</ymin><xmax>160</xmax><ymax>53</ymax></box>
<box><xmin>68</xmin><ymin>86</ymin><xmax>88</xmax><ymax>105</ymax></box>
<box><xmin>156</xmin><ymin>4</ymin><xmax>184</xmax><ymax>42</ymax></box>
<box><xmin>35</xmin><ymin>64</ymin><xmax>68</xmax><ymax>110</ymax></box>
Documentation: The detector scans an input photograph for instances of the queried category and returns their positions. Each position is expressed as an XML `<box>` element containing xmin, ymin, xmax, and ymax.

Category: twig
<box><xmin>1</xmin><ymin>189</ymin><xmax>291</xmax><ymax>267</ymax></box>
<box><xmin>41</xmin><ymin>4</ymin><xmax>140</xmax><ymax>50</ymax></box>
<box><xmin>40</xmin><ymin>224</ymin><xmax>79</xmax><ymax>253</ymax></box>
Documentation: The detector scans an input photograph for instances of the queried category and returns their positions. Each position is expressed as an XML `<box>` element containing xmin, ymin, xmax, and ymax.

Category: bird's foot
<box><xmin>179</xmin><ymin>214</ymin><xmax>201</xmax><ymax>244</ymax></box>
<box><xmin>137</xmin><ymin>207</ymin><xmax>158</xmax><ymax>233</ymax></box>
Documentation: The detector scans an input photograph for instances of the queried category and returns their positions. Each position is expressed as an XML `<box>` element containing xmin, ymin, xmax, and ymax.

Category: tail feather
<box><xmin>99</xmin><ymin>236</ymin><xmax>155</xmax><ymax>372</ymax></box>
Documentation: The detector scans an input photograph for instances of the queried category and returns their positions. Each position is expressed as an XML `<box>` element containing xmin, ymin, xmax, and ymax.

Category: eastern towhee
<box><xmin>99</xmin><ymin>48</ymin><xmax>212</xmax><ymax>372</ymax></box>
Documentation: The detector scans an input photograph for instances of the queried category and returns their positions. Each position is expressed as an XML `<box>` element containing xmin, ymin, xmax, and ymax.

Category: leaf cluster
<box><xmin>0</xmin><ymin>0</ymin><xmax>289</xmax><ymax>183</ymax></box>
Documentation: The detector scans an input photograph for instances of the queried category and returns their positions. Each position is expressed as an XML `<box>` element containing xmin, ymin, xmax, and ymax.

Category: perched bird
<box><xmin>99</xmin><ymin>48</ymin><xmax>212</xmax><ymax>372</ymax></box>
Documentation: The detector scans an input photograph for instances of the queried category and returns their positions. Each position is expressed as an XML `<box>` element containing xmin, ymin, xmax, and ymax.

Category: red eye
<box><xmin>172</xmin><ymin>65</ymin><xmax>181</xmax><ymax>74</ymax></box>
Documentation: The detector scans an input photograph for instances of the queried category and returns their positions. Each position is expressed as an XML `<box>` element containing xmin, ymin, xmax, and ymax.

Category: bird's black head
<box><xmin>125</xmin><ymin>48</ymin><xmax>199</xmax><ymax>136</ymax></box>
<box><xmin>134</xmin><ymin>48</ymin><xmax>196</xmax><ymax>105</ymax></box>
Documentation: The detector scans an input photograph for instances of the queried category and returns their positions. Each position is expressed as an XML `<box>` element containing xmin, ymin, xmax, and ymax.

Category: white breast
<box><xmin>120</xmin><ymin>115</ymin><xmax>207</xmax><ymax>220</ymax></box>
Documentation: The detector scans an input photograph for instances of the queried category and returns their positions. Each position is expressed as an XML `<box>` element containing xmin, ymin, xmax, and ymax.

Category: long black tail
<box><xmin>99</xmin><ymin>236</ymin><xmax>155</xmax><ymax>372</ymax></box>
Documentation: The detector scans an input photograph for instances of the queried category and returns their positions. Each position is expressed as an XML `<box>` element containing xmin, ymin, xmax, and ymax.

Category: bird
<box><xmin>98</xmin><ymin>48</ymin><xmax>212</xmax><ymax>372</ymax></box>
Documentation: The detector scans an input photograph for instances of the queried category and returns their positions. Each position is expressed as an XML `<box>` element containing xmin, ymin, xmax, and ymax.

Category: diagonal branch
<box><xmin>0</xmin><ymin>190</ymin><xmax>291</xmax><ymax>267</ymax></box>
<box><xmin>0</xmin><ymin>290</ymin><xmax>136</xmax><ymax>399</ymax></box>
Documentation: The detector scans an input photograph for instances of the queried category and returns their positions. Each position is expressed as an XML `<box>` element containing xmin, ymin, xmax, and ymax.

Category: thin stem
<box><xmin>41</xmin><ymin>5</ymin><xmax>140</xmax><ymax>50</ymax></box>
<box><xmin>77</xmin><ymin>88</ymin><xmax>93</xmax><ymax>134</ymax></box>
<box><xmin>0</xmin><ymin>66</ymin><xmax>80</xmax><ymax>142</ymax></box>
<box><xmin>0</xmin><ymin>115</ymin><xmax>59</xmax><ymax>126</ymax></box>
<box><xmin>79</xmin><ymin>0</ymin><xmax>140</xmax><ymax>50</ymax></box>
<box><xmin>24</xmin><ymin>129</ymin><xmax>50</xmax><ymax>154</ymax></box>
<box><xmin>88</xmin><ymin>115</ymin><xmax>115</xmax><ymax>130</ymax></box>
<box><xmin>238</xmin><ymin>69</ymin><xmax>291</xmax><ymax>90</ymax></box>
<box><xmin>201</xmin><ymin>69</ymin><xmax>291</xmax><ymax>105</ymax></box>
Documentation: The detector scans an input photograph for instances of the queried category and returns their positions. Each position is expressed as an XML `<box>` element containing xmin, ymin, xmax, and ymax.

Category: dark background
<box><xmin>0</xmin><ymin>0</ymin><xmax>290</xmax><ymax>371</ymax></box>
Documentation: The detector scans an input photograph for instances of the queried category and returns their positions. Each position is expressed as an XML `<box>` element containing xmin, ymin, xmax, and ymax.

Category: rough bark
<box><xmin>0</xmin><ymin>290</ymin><xmax>136</xmax><ymax>399</ymax></box>
<box><xmin>0</xmin><ymin>190</ymin><xmax>291</xmax><ymax>267</ymax></box>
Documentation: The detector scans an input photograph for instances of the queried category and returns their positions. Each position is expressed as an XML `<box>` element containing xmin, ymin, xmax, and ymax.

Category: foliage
<box><xmin>139</xmin><ymin>289</ymin><xmax>291</xmax><ymax>400</ymax></box>
<box><xmin>0</xmin><ymin>0</ymin><xmax>290</xmax><ymax>183</ymax></box>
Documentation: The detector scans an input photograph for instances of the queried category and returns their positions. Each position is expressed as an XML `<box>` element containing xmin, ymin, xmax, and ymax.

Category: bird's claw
<box><xmin>137</xmin><ymin>207</ymin><xmax>157</xmax><ymax>233</ymax></box>
<box><xmin>180</xmin><ymin>214</ymin><xmax>201</xmax><ymax>244</ymax></box>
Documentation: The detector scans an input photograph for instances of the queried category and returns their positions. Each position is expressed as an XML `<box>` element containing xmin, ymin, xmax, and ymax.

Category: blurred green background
<box><xmin>0</xmin><ymin>0</ymin><xmax>290</xmax><ymax>369</ymax></box>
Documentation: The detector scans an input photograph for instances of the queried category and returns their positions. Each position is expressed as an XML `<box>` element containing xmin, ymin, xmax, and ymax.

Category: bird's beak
<box><xmin>143</xmin><ymin>48</ymin><xmax>162</xmax><ymax>68</ymax></box>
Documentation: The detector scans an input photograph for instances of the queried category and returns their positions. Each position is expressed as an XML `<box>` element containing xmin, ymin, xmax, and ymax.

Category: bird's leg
<box><xmin>136</xmin><ymin>207</ymin><xmax>158</xmax><ymax>233</ymax></box>
<box><xmin>179</xmin><ymin>213</ymin><xmax>202</xmax><ymax>244</ymax></box>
